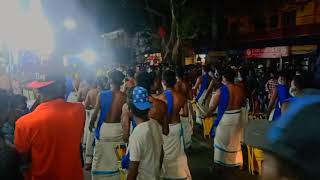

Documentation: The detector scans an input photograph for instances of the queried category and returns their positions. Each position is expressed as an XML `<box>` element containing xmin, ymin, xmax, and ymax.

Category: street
<box><xmin>84</xmin><ymin>134</ymin><xmax>258</xmax><ymax>180</ymax></box>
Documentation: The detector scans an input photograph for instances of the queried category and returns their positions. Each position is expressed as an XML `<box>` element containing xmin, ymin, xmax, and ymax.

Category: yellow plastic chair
<box><xmin>115</xmin><ymin>144</ymin><xmax>128</xmax><ymax>180</ymax></box>
<box><xmin>203</xmin><ymin>117</ymin><xmax>214</xmax><ymax>139</ymax></box>
<box><xmin>247</xmin><ymin>145</ymin><xmax>264</xmax><ymax>175</ymax></box>
<box><xmin>253</xmin><ymin>148</ymin><xmax>264</xmax><ymax>175</ymax></box>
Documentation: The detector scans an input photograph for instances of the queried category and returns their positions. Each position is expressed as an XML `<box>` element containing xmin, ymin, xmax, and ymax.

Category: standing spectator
<box><xmin>267</xmin><ymin>72</ymin><xmax>290</xmax><ymax>121</ymax></box>
<box><xmin>14</xmin><ymin>76</ymin><xmax>85</xmax><ymax>180</ymax></box>
<box><xmin>0</xmin><ymin>92</ymin><xmax>23</xmax><ymax>180</ymax></box>
<box><xmin>2</xmin><ymin>95</ymin><xmax>28</xmax><ymax>147</ymax></box>
<box><xmin>265</xmin><ymin>71</ymin><xmax>278</xmax><ymax>102</ymax></box>
<box><xmin>123</xmin><ymin>69</ymin><xmax>136</xmax><ymax>94</ymax></box>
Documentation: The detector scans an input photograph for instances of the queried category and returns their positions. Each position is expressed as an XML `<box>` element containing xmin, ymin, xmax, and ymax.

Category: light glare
<box><xmin>64</xmin><ymin>18</ymin><xmax>77</xmax><ymax>30</ymax></box>
<box><xmin>0</xmin><ymin>0</ymin><xmax>54</xmax><ymax>54</ymax></box>
<box><xmin>80</xmin><ymin>49</ymin><xmax>97</xmax><ymax>64</ymax></box>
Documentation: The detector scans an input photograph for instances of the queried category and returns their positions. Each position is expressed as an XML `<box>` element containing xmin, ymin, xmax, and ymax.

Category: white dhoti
<box><xmin>161</xmin><ymin>123</ymin><xmax>192</xmax><ymax>180</ymax></box>
<box><xmin>92</xmin><ymin>123</ymin><xmax>123</xmax><ymax>180</ymax></box>
<box><xmin>83</xmin><ymin>110</ymin><xmax>96</xmax><ymax>164</ymax></box>
<box><xmin>67</xmin><ymin>92</ymin><xmax>78</xmax><ymax>102</ymax></box>
<box><xmin>214</xmin><ymin>109</ymin><xmax>243</xmax><ymax>167</ymax></box>
<box><xmin>195</xmin><ymin>90</ymin><xmax>211</xmax><ymax>125</ymax></box>
<box><xmin>181</xmin><ymin>102</ymin><xmax>193</xmax><ymax>149</ymax></box>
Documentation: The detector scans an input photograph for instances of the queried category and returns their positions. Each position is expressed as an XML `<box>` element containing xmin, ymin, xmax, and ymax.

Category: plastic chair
<box><xmin>203</xmin><ymin>117</ymin><xmax>214</xmax><ymax>139</ymax></box>
<box><xmin>115</xmin><ymin>144</ymin><xmax>128</xmax><ymax>180</ymax></box>
<box><xmin>247</xmin><ymin>145</ymin><xmax>264</xmax><ymax>175</ymax></box>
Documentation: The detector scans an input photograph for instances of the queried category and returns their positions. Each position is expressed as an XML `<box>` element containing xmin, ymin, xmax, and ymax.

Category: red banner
<box><xmin>246</xmin><ymin>46</ymin><xmax>289</xmax><ymax>59</ymax></box>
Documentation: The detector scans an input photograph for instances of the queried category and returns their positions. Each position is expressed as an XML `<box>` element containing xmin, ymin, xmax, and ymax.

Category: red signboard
<box><xmin>246</xmin><ymin>46</ymin><xmax>289</xmax><ymax>59</ymax></box>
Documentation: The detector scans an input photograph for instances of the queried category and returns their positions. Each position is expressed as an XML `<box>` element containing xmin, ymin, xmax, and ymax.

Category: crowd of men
<box><xmin>0</xmin><ymin>62</ymin><xmax>320</xmax><ymax>180</ymax></box>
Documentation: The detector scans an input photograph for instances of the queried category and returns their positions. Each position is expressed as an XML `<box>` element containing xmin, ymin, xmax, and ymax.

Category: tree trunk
<box><xmin>163</xmin><ymin>0</ymin><xmax>177</xmax><ymax>61</ymax></box>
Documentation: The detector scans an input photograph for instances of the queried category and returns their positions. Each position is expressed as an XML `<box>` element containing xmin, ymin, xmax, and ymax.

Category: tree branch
<box><xmin>180</xmin><ymin>0</ymin><xmax>187</xmax><ymax>7</ymax></box>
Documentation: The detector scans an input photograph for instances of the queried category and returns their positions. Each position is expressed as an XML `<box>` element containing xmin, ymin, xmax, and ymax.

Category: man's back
<box><xmin>175</xmin><ymin>80</ymin><xmax>192</xmax><ymax>100</ymax></box>
<box><xmin>105</xmin><ymin>91</ymin><xmax>126</xmax><ymax>123</ymax></box>
<box><xmin>15</xmin><ymin>99</ymin><xmax>85</xmax><ymax>180</ymax></box>
<box><xmin>158</xmin><ymin>90</ymin><xmax>187</xmax><ymax>124</ymax></box>
<box><xmin>129</xmin><ymin>120</ymin><xmax>162</xmax><ymax>180</ymax></box>
<box><xmin>149</xmin><ymin>96</ymin><xmax>167</xmax><ymax>123</ymax></box>
<box><xmin>227</xmin><ymin>84</ymin><xmax>246</xmax><ymax>110</ymax></box>
<box><xmin>85</xmin><ymin>88</ymin><xmax>99</xmax><ymax>109</ymax></box>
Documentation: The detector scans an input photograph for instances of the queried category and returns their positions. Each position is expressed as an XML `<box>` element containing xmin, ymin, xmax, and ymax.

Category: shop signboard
<box><xmin>246</xmin><ymin>46</ymin><xmax>289</xmax><ymax>59</ymax></box>
<box><xmin>290</xmin><ymin>45</ymin><xmax>317</xmax><ymax>55</ymax></box>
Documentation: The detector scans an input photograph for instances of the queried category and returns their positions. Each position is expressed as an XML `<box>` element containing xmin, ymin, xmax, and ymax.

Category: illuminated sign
<box><xmin>246</xmin><ymin>46</ymin><xmax>289</xmax><ymax>58</ymax></box>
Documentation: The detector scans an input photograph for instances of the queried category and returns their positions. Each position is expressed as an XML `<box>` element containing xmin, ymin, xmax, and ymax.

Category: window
<box><xmin>270</xmin><ymin>15</ymin><xmax>279</xmax><ymax>28</ymax></box>
<box><xmin>282</xmin><ymin>11</ymin><xmax>296</xmax><ymax>27</ymax></box>
<box><xmin>253</xmin><ymin>16</ymin><xmax>267</xmax><ymax>32</ymax></box>
<box><xmin>230</xmin><ymin>22</ymin><xmax>240</xmax><ymax>35</ymax></box>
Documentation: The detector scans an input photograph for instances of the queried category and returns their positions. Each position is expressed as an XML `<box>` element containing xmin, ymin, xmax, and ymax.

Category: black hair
<box><xmin>127</xmin><ymin>69</ymin><xmax>135</xmax><ymax>78</ymax></box>
<box><xmin>278</xmin><ymin>71</ymin><xmax>288</xmax><ymax>79</ymax></box>
<box><xmin>221</xmin><ymin>68</ymin><xmax>236</xmax><ymax>83</ymax></box>
<box><xmin>127</xmin><ymin>88</ymin><xmax>149</xmax><ymax>121</ymax></box>
<box><xmin>162</xmin><ymin>70</ymin><xmax>176</xmax><ymax>87</ymax></box>
<box><xmin>176</xmin><ymin>67</ymin><xmax>184</xmax><ymax>79</ymax></box>
<box><xmin>136</xmin><ymin>72</ymin><xmax>153</xmax><ymax>94</ymax></box>
<box><xmin>109</xmin><ymin>70</ymin><xmax>125</xmax><ymax>87</ymax></box>
<box><xmin>97</xmin><ymin>76</ymin><xmax>108</xmax><ymax>90</ymax></box>
<box><xmin>292</xmin><ymin>72</ymin><xmax>316</xmax><ymax>90</ymax></box>
<box><xmin>38</xmin><ymin>81</ymin><xmax>65</xmax><ymax>100</ymax></box>
<box><xmin>202</xmin><ymin>65</ymin><xmax>210</xmax><ymax>72</ymax></box>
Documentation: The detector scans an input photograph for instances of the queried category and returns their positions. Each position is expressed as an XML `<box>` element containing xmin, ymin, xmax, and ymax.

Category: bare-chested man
<box><xmin>175</xmin><ymin>67</ymin><xmax>193</xmax><ymax>100</ymax></box>
<box><xmin>122</xmin><ymin>69</ymin><xmax>136</xmax><ymax>94</ymax></box>
<box><xmin>89</xmin><ymin>70</ymin><xmax>126</xmax><ymax>180</ymax></box>
<box><xmin>192</xmin><ymin>65</ymin><xmax>212</xmax><ymax>125</ymax></box>
<box><xmin>82</xmin><ymin>77</ymin><xmax>106</xmax><ymax>170</ymax></box>
<box><xmin>208</xmin><ymin>68</ymin><xmax>246</xmax><ymax>168</ymax></box>
<box><xmin>157</xmin><ymin>70</ymin><xmax>191</xmax><ymax>180</ymax></box>
<box><xmin>121</xmin><ymin>71</ymin><xmax>168</xmax><ymax>142</ymax></box>
<box><xmin>77</xmin><ymin>77</ymin><xmax>91</xmax><ymax>102</ymax></box>
<box><xmin>175</xmin><ymin>67</ymin><xmax>194</xmax><ymax>149</ymax></box>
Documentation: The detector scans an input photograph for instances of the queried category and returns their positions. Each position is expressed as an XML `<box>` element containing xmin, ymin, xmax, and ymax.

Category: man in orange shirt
<box><xmin>15</xmin><ymin>76</ymin><xmax>85</xmax><ymax>180</ymax></box>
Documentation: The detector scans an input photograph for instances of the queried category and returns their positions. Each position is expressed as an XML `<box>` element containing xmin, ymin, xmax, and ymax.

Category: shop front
<box><xmin>289</xmin><ymin>45</ymin><xmax>317</xmax><ymax>71</ymax></box>
<box><xmin>208</xmin><ymin>51</ymin><xmax>226</xmax><ymax>64</ymax></box>
<box><xmin>245</xmin><ymin>46</ymin><xmax>289</xmax><ymax>70</ymax></box>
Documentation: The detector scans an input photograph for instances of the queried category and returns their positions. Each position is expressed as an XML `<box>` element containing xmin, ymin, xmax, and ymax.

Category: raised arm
<box><xmin>204</xmin><ymin>88</ymin><xmax>221</xmax><ymax>118</ymax></box>
<box><xmin>267</xmin><ymin>88</ymin><xmax>278</xmax><ymax>117</ymax></box>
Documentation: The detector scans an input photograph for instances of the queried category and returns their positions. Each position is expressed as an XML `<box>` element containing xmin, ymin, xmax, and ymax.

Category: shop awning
<box><xmin>290</xmin><ymin>45</ymin><xmax>317</xmax><ymax>55</ymax></box>
<box><xmin>208</xmin><ymin>51</ymin><xmax>226</xmax><ymax>57</ymax></box>
<box><xmin>185</xmin><ymin>57</ymin><xmax>194</xmax><ymax>65</ymax></box>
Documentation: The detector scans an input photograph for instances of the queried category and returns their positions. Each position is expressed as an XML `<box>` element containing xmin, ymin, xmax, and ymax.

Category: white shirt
<box><xmin>129</xmin><ymin>119</ymin><xmax>163</xmax><ymax>180</ymax></box>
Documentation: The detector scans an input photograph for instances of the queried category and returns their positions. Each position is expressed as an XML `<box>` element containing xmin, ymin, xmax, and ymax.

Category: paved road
<box><xmin>187</xmin><ymin>136</ymin><xmax>257</xmax><ymax>180</ymax></box>
<box><xmin>84</xmin><ymin>136</ymin><xmax>258</xmax><ymax>180</ymax></box>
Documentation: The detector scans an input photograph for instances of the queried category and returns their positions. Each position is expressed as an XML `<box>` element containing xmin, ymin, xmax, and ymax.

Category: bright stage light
<box><xmin>64</xmin><ymin>18</ymin><xmax>77</xmax><ymax>30</ymax></box>
<box><xmin>80</xmin><ymin>49</ymin><xmax>97</xmax><ymax>64</ymax></box>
